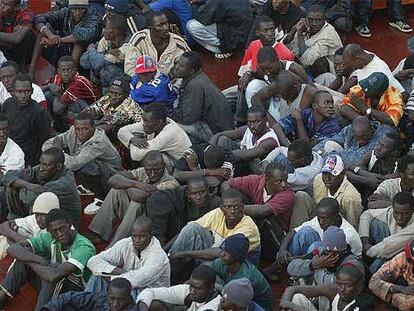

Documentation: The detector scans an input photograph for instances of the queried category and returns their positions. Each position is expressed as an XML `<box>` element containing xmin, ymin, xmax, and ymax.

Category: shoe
<box><xmin>355</xmin><ymin>25</ymin><xmax>371</xmax><ymax>38</ymax></box>
<box><xmin>84</xmin><ymin>198</ymin><xmax>103</xmax><ymax>215</ymax></box>
<box><xmin>77</xmin><ymin>184</ymin><xmax>94</xmax><ymax>195</ymax></box>
<box><xmin>389</xmin><ymin>21</ymin><xmax>413</xmax><ymax>33</ymax></box>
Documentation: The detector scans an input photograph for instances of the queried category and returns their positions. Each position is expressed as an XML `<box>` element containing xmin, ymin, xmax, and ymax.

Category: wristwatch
<box><xmin>353</xmin><ymin>166</ymin><xmax>361</xmax><ymax>174</ymax></box>
<box><xmin>365</xmin><ymin>108</ymin><xmax>372</xmax><ymax>117</ymax></box>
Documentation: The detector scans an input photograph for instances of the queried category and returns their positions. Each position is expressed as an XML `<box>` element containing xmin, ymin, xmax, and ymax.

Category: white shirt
<box><xmin>294</xmin><ymin>216</ymin><xmax>363</xmax><ymax>256</ymax></box>
<box><xmin>0</xmin><ymin>82</ymin><xmax>46</xmax><ymax>106</ymax></box>
<box><xmin>0</xmin><ymin>138</ymin><xmax>25</xmax><ymax>172</ymax></box>
<box><xmin>87</xmin><ymin>236</ymin><xmax>170</xmax><ymax>289</ymax></box>
<box><xmin>240</xmin><ymin>127</ymin><xmax>279</xmax><ymax>150</ymax></box>
<box><xmin>137</xmin><ymin>284</ymin><xmax>222</xmax><ymax>311</ymax></box>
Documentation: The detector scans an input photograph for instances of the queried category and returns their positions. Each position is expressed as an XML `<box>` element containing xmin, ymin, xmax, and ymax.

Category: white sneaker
<box><xmin>389</xmin><ymin>21</ymin><xmax>413</xmax><ymax>33</ymax></box>
<box><xmin>84</xmin><ymin>198</ymin><xmax>103</xmax><ymax>215</ymax></box>
<box><xmin>77</xmin><ymin>185</ymin><xmax>94</xmax><ymax>195</ymax></box>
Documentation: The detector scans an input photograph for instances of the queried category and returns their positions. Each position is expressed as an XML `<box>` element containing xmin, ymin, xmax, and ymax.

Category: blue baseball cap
<box><xmin>105</xmin><ymin>0</ymin><xmax>129</xmax><ymax>15</ymax></box>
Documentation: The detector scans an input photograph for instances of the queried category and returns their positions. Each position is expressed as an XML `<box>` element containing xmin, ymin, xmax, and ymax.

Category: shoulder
<box><xmin>130</xmin><ymin>29</ymin><xmax>150</xmax><ymax>46</ymax></box>
<box><xmin>170</xmin><ymin>33</ymin><xmax>190</xmax><ymax>51</ymax></box>
<box><xmin>73</xmin><ymin>233</ymin><xmax>96</xmax><ymax>250</ymax></box>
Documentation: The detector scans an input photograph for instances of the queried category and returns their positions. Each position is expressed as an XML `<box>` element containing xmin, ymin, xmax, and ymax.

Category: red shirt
<box><xmin>238</xmin><ymin>39</ymin><xmax>295</xmax><ymax>76</ymax></box>
<box><xmin>228</xmin><ymin>174</ymin><xmax>294</xmax><ymax>231</ymax></box>
<box><xmin>0</xmin><ymin>8</ymin><xmax>34</xmax><ymax>33</ymax></box>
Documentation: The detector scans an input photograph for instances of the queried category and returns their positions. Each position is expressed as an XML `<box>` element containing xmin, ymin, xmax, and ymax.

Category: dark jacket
<box><xmin>172</xmin><ymin>70</ymin><xmax>234</xmax><ymax>133</ymax></box>
<box><xmin>261</xmin><ymin>1</ymin><xmax>304</xmax><ymax>36</ymax></box>
<box><xmin>195</xmin><ymin>0</ymin><xmax>253</xmax><ymax>52</ymax></box>
<box><xmin>147</xmin><ymin>185</ymin><xmax>220</xmax><ymax>245</ymax></box>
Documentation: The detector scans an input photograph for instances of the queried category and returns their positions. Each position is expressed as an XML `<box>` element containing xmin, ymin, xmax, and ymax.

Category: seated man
<box><xmin>360</xmin><ymin>192</ymin><xmax>414</xmax><ymax>274</ymax></box>
<box><xmin>42</xmin><ymin>113</ymin><xmax>122</xmax><ymax>200</ymax></box>
<box><xmin>87</xmin><ymin>150</ymin><xmax>179</xmax><ymax>244</ymax></box>
<box><xmin>42</xmin><ymin>56</ymin><xmax>101</xmax><ymax>132</ymax></box>
<box><xmin>222</xmin><ymin>162</ymin><xmax>294</xmax><ymax>234</ymax></box>
<box><xmin>328</xmin><ymin>47</ymin><xmax>349</xmax><ymax>92</ymax></box>
<box><xmin>313</xmin><ymin>154</ymin><xmax>363</xmax><ymax>228</ymax></box>
<box><xmin>341</xmin><ymin>72</ymin><xmax>404</xmax><ymax>126</ymax></box>
<box><xmin>368</xmin><ymin>155</ymin><xmax>414</xmax><ymax>209</ymax></box>
<box><xmin>313</xmin><ymin>116</ymin><xmax>392</xmax><ymax>167</ymax></box>
<box><xmin>130</xmin><ymin>55</ymin><xmax>177</xmax><ymax>112</ymax></box>
<box><xmin>0</xmin><ymin>113</ymin><xmax>25</xmax><ymax>216</ymax></box>
<box><xmin>186</xmin><ymin>0</ymin><xmax>253</xmax><ymax>59</ymax></box>
<box><xmin>0</xmin><ymin>0</ymin><xmax>35</xmax><ymax>70</ymax></box>
<box><xmin>146</xmin><ymin>176</ymin><xmax>221</xmax><ymax>247</ymax></box>
<box><xmin>220</xmin><ymin>278</ymin><xmax>266</xmax><ymax>311</ymax></box>
<box><xmin>280</xmin><ymin>265</ymin><xmax>369</xmax><ymax>311</ymax></box>
<box><xmin>278</xmin><ymin>91</ymin><xmax>342</xmax><ymax>145</ymax></box>
<box><xmin>136</xmin><ymin>265</ymin><xmax>221</xmax><ymax>310</ymax></box>
<box><xmin>41</xmin><ymin>277</ymin><xmax>137</xmax><ymax>311</ymax></box>
<box><xmin>369</xmin><ymin>239</ymin><xmax>414</xmax><ymax>311</ymax></box>
<box><xmin>30</xmin><ymin>0</ymin><xmax>103</xmax><ymax>73</ymax></box>
<box><xmin>125</xmin><ymin>11</ymin><xmax>190</xmax><ymax>76</ymax></box>
<box><xmin>212</xmin><ymin>234</ymin><xmax>273</xmax><ymax>310</ymax></box>
<box><xmin>0</xmin><ymin>61</ymin><xmax>47</xmax><ymax>108</ymax></box>
<box><xmin>80</xmin><ymin>15</ymin><xmax>134</xmax><ymax>90</ymax></box>
<box><xmin>3</xmin><ymin>148</ymin><xmax>81</xmax><ymax>229</ymax></box>
<box><xmin>0</xmin><ymin>192</ymin><xmax>59</xmax><ymax>260</ymax></box>
<box><xmin>347</xmin><ymin>131</ymin><xmax>400</xmax><ymax>204</ymax></box>
<box><xmin>287</xmin><ymin>226</ymin><xmax>364</xmax><ymax>310</ymax></box>
<box><xmin>0</xmin><ymin>209</ymin><xmax>95</xmax><ymax>310</ymax></box>
<box><xmin>118</xmin><ymin>103</ymin><xmax>192</xmax><ymax>168</ymax></box>
<box><xmin>284</xmin><ymin>4</ymin><xmax>342</xmax><ymax>67</ymax></box>
<box><xmin>86</xmin><ymin>217</ymin><xmax>170</xmax><ymax>299</ymax></box>
<box><xmin>209</xmin><ymin>105</ymin><xmax>279</xmax><ymax>174</ymax></box>
<box><xmin>168</xmin><ymin>189</ymin><xmax>261</xmax><ymax>281</ymax></box>
<box><xmin>1</xmin><ymin>74</ymin><xmax>52</xmax><ymax>166</ymax></box>
<box><xmin>170</xmin><ymin>51</ymin><xmax>234</xmax><ymax>144</ymax></box>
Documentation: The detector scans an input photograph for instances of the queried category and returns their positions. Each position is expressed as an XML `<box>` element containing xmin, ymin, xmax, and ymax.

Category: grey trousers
<box><xmin>177</xmin><ymin>121</ymin><xmax>213</xmax><ymax>145</ymax></box>
<box><xmin>186</xmin><ymin>20</ymin><xmax>221</xmax><ymax>53</ymax></box>
<box><xmin>88</xmin><ymin>188</ymin><xmax>146</xmax><ymax>244</ymax></box>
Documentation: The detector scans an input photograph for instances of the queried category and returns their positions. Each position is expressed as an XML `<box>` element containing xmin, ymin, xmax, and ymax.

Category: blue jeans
<box><xmin>288</xmin><ymin>226</ymin><xmax>321</xmax><ymax>257</ymax></box>
<box><xmin>368</xmin><ymin>218</ymin><xmax>391</xmax><ymax>274</ymax></box>
<box><xmin>354</xmin><ymin>0</ymin><xmax>405</xmax><ymax>26</ymax></box>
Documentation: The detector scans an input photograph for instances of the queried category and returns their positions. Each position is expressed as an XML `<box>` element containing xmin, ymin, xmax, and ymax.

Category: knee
<box><xmin>334</xmin><ymin>17</ymin><xmax>352</xmax><ymax>35</ymax></box>
<box><xmin>180</xmin><ymin>222</ymin><xmax>205</xmax><ymax>235</ymax></box>
<box><xmin>186</xmin><ymin>19</ymin><xmax>200</xmax><ymax>34</ymax></box>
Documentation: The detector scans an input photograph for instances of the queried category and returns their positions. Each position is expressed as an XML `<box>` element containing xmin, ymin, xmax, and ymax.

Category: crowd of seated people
<box><xmin>0</xmin><ymin>0</ymin><xmax>413</xmax><ymax>310</ymax></box>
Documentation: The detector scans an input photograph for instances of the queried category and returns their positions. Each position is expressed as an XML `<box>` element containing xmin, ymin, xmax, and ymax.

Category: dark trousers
<box><xmin>2</xmin><ymin>31</ymin><xmax>36</xmax><ymax>71</ymax></box>
<box><xmin>354</xmin><ymin>0</ymin><xmax>405</xmax><ymax>26</ymax></box>
<box><xmin>1</xmin><ymin>260</ymin><xmax>83</xmax><ymax>311</ymax></box>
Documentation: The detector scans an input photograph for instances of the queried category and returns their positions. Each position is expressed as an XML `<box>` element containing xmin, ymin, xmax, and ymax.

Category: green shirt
<box><xmin>30</xmin><ymin>232</ymin><xmax>96</xmax><ymax>287</ymax></box>
<box><xmin>211</xmin><ymin>259</ymin><xmax>273</xmax><ymax>311</ymax></box>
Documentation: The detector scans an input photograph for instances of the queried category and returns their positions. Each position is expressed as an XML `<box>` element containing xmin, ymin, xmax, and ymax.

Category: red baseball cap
<box><xmin>135</xmin><ymin>55</ymin><xmax>157</xmax><ymax>74</ymax></box>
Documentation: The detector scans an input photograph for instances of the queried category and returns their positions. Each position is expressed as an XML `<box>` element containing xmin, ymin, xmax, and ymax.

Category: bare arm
<box><xmin>27</xmin><ymin>261</ymin><xmax>78</xmax><ymax>283</ymax></box>
<box><xmin>340</xmin><ymin>105</ymin><xmax>361</xmax><ymax>122</ymax></box>
<box><xmin>7</xmin><ymin>243</ymin><xmax>48</xmax><ymax>265</ymax></box>
<box><xmin>0</xmin><ymin>25</ymin><xmax>32</xmax><ymax>45</ymax></box>
<box><xmin>289</xmin><ymin>63</ymin><xmax>313</xmax><ymax>85</ymax></box>
<box><xmin>338</xmin><ymin>76</ymin><xmax>357</xmax><ymax>94</ymax></box>
<box><xmin>243</xmin><ymin>204</ymin><xmax>273</xmax><ymax>218</ymax></box>
<box><xmin>232</xmin><ymin>139</ymin><xmax>277</xmax><ymax>162</ymax></box>
<box><xmin>251</xmin><ymin>82</ymin><xmax>278</xmax><ymax>107</ymax></box>
<box><xmin>209</xmin><ymin>127</ymin><xmax>245</xmax><ymax>145</ymax></box>
<box><xmin>171</xmin><ymin>248</ymin><xmax>221</xmax><ymax>261</ymax></box>
<box><xmin>280</xmin><ymin>284</ymin><xmax>337</xmax><ymax>306</ymax></box>
<box><xmin>0</xmin><ymin>221</ymin><xmax>26</xmax><ymax>244</ymax></box>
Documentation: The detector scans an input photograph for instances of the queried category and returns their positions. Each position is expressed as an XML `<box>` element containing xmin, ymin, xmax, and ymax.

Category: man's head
<box><xmin>203</xmin><ymin>145</ymin><xmax>226</xmax><ymax>169</ymax></box>
<box><xmin>246</xmin><ymin>105</ymin><xmax>267</xmax><ymax>136</ymax></box>
<box><xmin>0</xmin><ymin>0</ymin><xmax>20</xmax><ymax>16</ymax></box>
<box><xmin>256</xmin><ymin>46</ymin><xmax>280</xmax><ymax>78</ymax></box>
<box><xmin>146</xmin><ymin>11</ymin><xmax>169</xmax><ymax>41</ymax></box>
<box><xmin>220</xmin><ymin>278</ymin><xmax>254</xmax><ymax>311</ymax></box>
<box><xmin>108</xmin><ymin>75</ymin><xmax>130</xmax><ymax>107</ymax></box>
<box><xmin>322</xmin><ymin>226</ymin><xmax>348</xmax><ymax>258</ymax></box>
<box><xmin>143</xmin><ymin>150</ymin><xmax>165</xmax><ymax>183</ymax></box>
<box><xmin>273</xmin><ymin>70</ymin><xmax>301</xmax><ymax>100</ymax></box>
<box><xmin>265</xmin><ymin>162</ymin><xmax>288</xmax><ymax>195</ymax></box>
<box><xmin>187</xmin><ymin>176</ymin><xmax>209</xmax><ymax>209</ymax></box>
<box><xmin>0</xmin><ymin>61</ymin><xmax>19</xmax><ymax>92</ymax></box>
<box><xmin>105</xmin><ymin>0</ymin><xmax>130</xmax><ymax>17</ymax></box>
<box><xmin>334</xmin><ymin>47</ymin><xmax>345</xmax><ymax>76</ymax></box>
<box><xmin>287</xmin><ymin>139</ymin><xmax>313</xmax><ymax>169</ymax></box>
<box><xmin>68</xmin><ymin>0</ymin><xmax>89</xmax><ymax>24</ymax></box>
<box><xmin>351</xmin><ymin>116</ymin><xmax>372</xmax><ymax>147</ymax></box>
<box><xmin>312</xmin><ymin>90</ymin><xmax>335</xmax><ymax>119</ymax></box>
<box><xmin>271</xmin><ymin>0</ymin><xmax>289</xmax><ymax>12</ymax></box>
<box><xmin>104</xmin><ymin>15</ymin><xmax>128</xmax><ymax>43</ymax></box>
<box><xmin>14</xmin><ymin>74</ymin><xmax>33</xmax><ymax>107</ymax></box>
<box><xmin>74</xmin><ymin>113</ymin><xmax>95</xmax><ymax>143</ymax></box>
<box><xmin>321</xmin><ymin>154</ymin><xmax>345</xmax><ymax>192</ymax></box>
<box><xmin>142</xmin><ymin>103</ymin><xmax>168</xmax><ymax>135</ymax></box>
<box><xmin>57</xmin><ymin>56</ymin><xmax>77</xmax><ymax>85</ymax></box>
<box><xmin>38</xmin><ymin>148</ymin><xmax>65</xmax><ymax>182</ymax></box>
<box><xmin>219</xmin><ymin>233</ymin><xmax>249</xmax><ymax>266</ymax></box>
<box><xmin>171</xmin><ymin>51</ymin><xmax>202</xmax><ymax>79</ymax></box>
<box><xmin>317</xmin><ymin>198</ymin><xmax>341</xmax><ymax>230</ymax></box>
<box><xmin>130</xmin><ymin>216</ymin><xmax>153</xmax><ymax>253</ymax></box>
<box><xmin>188</xmin><ymin>265</ymin><xmax>216</xmax><ymax>303</ymax></box>
<box><xmin>359</xmin><ymin>72</ymin><xmax>389</xmax><ymax>100</ymax></box>
<box><xmin>392</xmin><ymin>191</ymin><xmax>414</xmax><ymax>227</ymax></box>
<box><xmin>306</xmin><ymin>5</ymin><xmax>325</xmax><ymax>35</ymax></box>
<box><xmin>336</xmin><ymin>266</ymin><xmax>364</xmax><ymax>302</ymax></box>
<box><xmin>220</xmin><ymin>189</ymin><xmax>245</xmax><ymax>228</ymax></box>
<box><xmin>342</xmin><ymin>43</ymin><xmax>368</xmax><ymax>73</ymax></box>
<box><xmin>397</xmin><ymin>155</ymin><xmax>414</xmax><ymax>191</ymax></box>
<box><xmin>256</xmin><ymin>16</ymin><xmax>276</xmax><ymax>46</ymax></box>
<box><xmin>33</xmin><ymin>192</ymin><xmax>60</xmax><ymax>230</ymax></box>
<box><xmin>46</xmin><ymin>209</ymin><xmax>73</xmax><ymax>247</ymax></box>
<box><xmin>107</xmin><ymin>278</ymin><xmax>133</xmax><ymax>311</ymax></box>
<box><xmin>374</xmin><ymin>131</ymin><xmax>401</xmax><ymax>161</ymax></box>
<box><xmin>0</xmin><ymin>113</ymin><xmax>9</xmax><ymax>149</ymax></box>
<box><xmin>135</xmin><ymin>55</ymin><xmax>157</xmax><ymax>83</ymax></box>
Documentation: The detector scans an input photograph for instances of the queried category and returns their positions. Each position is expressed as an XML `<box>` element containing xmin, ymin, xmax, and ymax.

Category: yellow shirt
<box><xmin>194</xmin><ymin>208</ymin><xmax>260</xmax><ymax>251</ymax></box>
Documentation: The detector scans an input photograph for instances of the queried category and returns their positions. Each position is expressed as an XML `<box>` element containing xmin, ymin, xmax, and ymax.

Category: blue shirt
<box><xmin>130</xmin><ymin>74</ymin><xmax>177</xmax><ymax>112</ymax></box>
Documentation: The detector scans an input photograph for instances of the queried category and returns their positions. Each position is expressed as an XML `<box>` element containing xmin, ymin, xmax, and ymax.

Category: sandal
<box><xmin>214</xmin><ymin>52</ymin><xmax>232</xmax><ymax>59</ymax></box>
<box><xmin>84</xmin><ymin>198</ymin><xmax>103</xmax><ymax>215</ymax></box>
